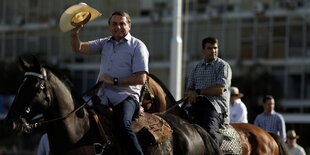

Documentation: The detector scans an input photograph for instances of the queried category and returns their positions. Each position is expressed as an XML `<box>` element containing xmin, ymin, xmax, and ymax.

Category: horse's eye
<box><xmin>40</xmin><ymin>83</ymin><xmax>45</xmax><ymax>90</ymax></box>
<box><xmin>25</xmin><ymin>106</ymin><xmax>31</xmax><ymax>113</ymax></box>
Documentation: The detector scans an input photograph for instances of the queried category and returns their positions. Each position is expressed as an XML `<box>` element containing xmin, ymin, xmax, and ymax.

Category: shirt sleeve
<box><xmin>278</xmin><ymin>114</ymin><xmax>286</xmax><ymax>141</ymax></box>
<box><xmin>186</xmin><ymin>66</ymin><xmax>196</xmax><ymax>90</ymax></box>
<box><xmin>240</xmin><ymin>103</ymin><xmax>248</xmax><ymax>123</ymax></box>
<box><xmin>88</xmin><ymin>38</ymin><xmax>105</xmax><ymax>54</ymax></box>
<box><xmin>215</xmin><ymin>63</ymin><xmax>232</xmax><ymax>88</ymax></box>
<box><xmin>132</xmin><ymin>42</ymin><xmax>149</xmax><ymax>73</ymax></box>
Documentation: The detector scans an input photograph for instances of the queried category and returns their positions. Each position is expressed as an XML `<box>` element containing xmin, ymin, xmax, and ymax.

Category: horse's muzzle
<box><xmin>3</xmin><ymin>120</ymin><xmax>23</xmax><ymax>133</ymax></box>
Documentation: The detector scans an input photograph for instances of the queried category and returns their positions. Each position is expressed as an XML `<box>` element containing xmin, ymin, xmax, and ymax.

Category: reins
<box><xmin>164</xmin><ymin>97</ymin><xmax>186</xmax><ymax>113</ymax></box>
<box><xmin>27</xmin><ymin>96</ymin><xmax>92</xmax><ymax>130</ymax></box>
<box><xmin>23</xmin><ymin>70</ymin><xmax>103</xmax><ymax>131</ymax></box>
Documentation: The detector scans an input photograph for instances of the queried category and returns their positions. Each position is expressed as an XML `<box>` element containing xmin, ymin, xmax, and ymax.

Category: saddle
<box><xmin>131</xmin><ymin>113</ymin><xmax>173</xmax><ymax>145</ymax></box>
<box><xmin>89</xmin><ymin>106</ymin><xmax>173</xmax><ymax>147</ymax></box>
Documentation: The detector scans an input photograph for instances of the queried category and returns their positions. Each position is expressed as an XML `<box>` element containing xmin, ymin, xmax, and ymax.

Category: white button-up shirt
<box><xmin>229</xmin><ymin>98</ymin><xmax>248</xmax><ymax>123</ymax></box>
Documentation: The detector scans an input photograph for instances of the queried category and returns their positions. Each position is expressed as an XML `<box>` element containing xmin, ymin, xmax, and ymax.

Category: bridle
<box><xmin>19</xmin><ymin>68</ymin><xmax>90</xmax><ymax>133</ymax></box>
<box><xmin>20</xmin><ymin>68</ymin><xmax>111</xmax><ymax>153</ymax></box>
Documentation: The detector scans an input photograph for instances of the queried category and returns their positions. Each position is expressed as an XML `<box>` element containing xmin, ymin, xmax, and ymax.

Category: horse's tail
<box><xmin>192</xmin><ymin>124</ymin><xmax>223</xmax><ymax>155</ymax></box>
<box><xmin>268</xmin><ymin>132</ymin><xmax>290</xmax><ymax>155</ymax></box>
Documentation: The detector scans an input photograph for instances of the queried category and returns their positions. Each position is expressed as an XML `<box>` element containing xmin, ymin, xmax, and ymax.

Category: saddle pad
<box><xmin>219</xmin><ymin>124</ymin><xmax>242</xmax><ymax>155</ymax></box>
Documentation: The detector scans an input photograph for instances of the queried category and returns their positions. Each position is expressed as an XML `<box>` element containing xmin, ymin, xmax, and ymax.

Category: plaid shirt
<box><xmin>186</xmin><ymin>58</ymin><xmax>232</xmax><ymax>115</ymax></box>
<box><xmin>254</xmin><ymin>111</ymin><xmax>286</xmax><ymax>141</ymax></box>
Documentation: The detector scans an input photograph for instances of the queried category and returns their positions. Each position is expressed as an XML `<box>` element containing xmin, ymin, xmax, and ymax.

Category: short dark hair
<box><xmin>263</xmin><ymin>95</ymin><xmax>274</xmax><ymax>103</ymax></box>
<box><xmin>202</xmin><ymin>37</ymin><xmax>218</xmax><ymax>49</ymax></box>
<box><xmin>108</xmin><ymin>11</ymin><xmax>131</xmax><ymax>26</ymax></box>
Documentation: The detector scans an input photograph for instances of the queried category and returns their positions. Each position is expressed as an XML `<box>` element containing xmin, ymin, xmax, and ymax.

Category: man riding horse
<box><xmin>70</xmin><ymin>8</ymin><xmax>149</xmax><ymax>155</ymax></box>
<box><xmin>184</xmin><ymin>37</ymin><xmax>232</xmax><ymax>146</ymax></box>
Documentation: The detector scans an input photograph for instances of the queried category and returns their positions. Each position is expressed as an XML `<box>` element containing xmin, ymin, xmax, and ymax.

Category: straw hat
<box><xmin>59</xmin><ymin>2</ymin><xmax>102</xmax><ymax>32</ymax></box>
<box><xmin>287</xmin><ymin>130</ymin><xmax>300</xmax><ymax>139</ymax></box>
<box><xmin>230</xmin><ymin>87</ymin><xmax>244</xmax><ymax>98</ymax></box>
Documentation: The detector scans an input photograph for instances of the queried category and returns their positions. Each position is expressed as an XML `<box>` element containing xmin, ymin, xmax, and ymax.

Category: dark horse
<box><xmin>4</xmin><ymin>57</ymin><xmax>220</xmax><ymax>155</ymax></box>
<box><xmin>147</xmin><ymin>73</ymin><xmax>290</xmax><ymax>155</ymax></box>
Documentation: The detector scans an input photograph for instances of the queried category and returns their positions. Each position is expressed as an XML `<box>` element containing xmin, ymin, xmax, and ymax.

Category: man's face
<box><xmin>109</xmin><ymin>15</ymin><xmax>131</xmax><ymax>41</ymax></box>
<box><xmin>263</xmin><ymin>99</ymin><xmax>275</xmax><ymax>113</ymax></box>
<box><xmin>286</xmin><ymin>137</ymin><xmax>297</xmax><ymax>147</ymax></box>
<box><xmin>230</xmin><ymin>95</ymin><xmax>238</xmax><ymax>103</ymax></box>
<box><xmin>201</xmin><ymin>42</ymin><xmax>218</xmax><ymax>62</ymax></box>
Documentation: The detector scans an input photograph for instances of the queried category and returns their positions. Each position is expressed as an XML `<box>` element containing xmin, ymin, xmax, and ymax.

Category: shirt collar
<box><xmin>108</xmin><ymin>33</ymin><xmax>132</xmax><ymax>42</ymax></box>
<box><xmin>264</xmin><ymin>110</ymin><xmax>275</xmax><ymax>115</ymax></box>
<box><xmin>199</xmin><ymin>57</ymin><xmax>218</xmax><ymax>67</ymax></box>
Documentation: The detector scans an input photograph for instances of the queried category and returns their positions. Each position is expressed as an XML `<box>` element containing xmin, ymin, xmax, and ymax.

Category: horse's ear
<box><xmin>32</xmin><ymin>55</ymin><xmax>41</xmax><ymax>68</ymax></box>
<box><xmin>19</xmin><ymin>57</ymin><xmax>31</xmax><ymax>71</ymax></box>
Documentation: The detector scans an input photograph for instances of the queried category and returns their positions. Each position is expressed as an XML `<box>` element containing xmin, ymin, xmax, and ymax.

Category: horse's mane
<box><xmin>42</xmin><ymin>65</ymin><xmax>87</xmax><ymax>116</ymax></box>
<box><xmin>43</xmin><ymin>65</ymin><xmax>74</xmax><ymax>89</ymax></box>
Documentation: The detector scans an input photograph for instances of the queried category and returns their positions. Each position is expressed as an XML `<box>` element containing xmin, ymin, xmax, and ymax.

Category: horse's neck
<box><xmin>47</xmin><ymin>73</ymin><xmax>90</xmax><ymax>149</ymax></box>
<box><xmin>147</xmin><ymin>77</ymin><xmax>167</xmax><ymax>112</ymax></box>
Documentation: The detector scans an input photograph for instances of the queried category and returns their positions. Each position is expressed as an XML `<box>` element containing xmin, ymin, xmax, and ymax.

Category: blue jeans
<box><xmin>187</xmin><ymin>97</ymin><xmax>224</xmax><ymax>146</ymax></box>
<box><xmin>113</xmin><ymin>97</ymin><xmax>144</xmax><ymax>155</ymax></box>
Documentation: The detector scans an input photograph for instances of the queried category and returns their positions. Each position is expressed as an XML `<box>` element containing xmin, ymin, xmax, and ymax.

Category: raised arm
<box><xmin>70</xmin><ymin>25</ymin><xmax>92</xmax><ymax>54</ymax></box>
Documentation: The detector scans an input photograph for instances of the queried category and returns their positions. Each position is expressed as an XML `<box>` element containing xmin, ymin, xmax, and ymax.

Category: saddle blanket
<box><xmin>219</xmin><ymin>124</ymin><xmax>242</xmax><ymax>155</ymax></box>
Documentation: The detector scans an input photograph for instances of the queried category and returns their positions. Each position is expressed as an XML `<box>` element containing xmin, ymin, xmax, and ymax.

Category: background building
<box><xmin>0</xmin><ymin>0</ymin><xmax>309</xmax><ymax>153</ymax></box>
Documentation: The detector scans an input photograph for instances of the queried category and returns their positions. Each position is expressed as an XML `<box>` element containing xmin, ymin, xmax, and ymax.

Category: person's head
<box><xmin>201</xmin><ymin>37</ymin><xmax>218</xmax><ymax>62</ymax></box>
<box><xmin>286</xmin><ymin>130</ymin><xmax>300</xmax><ymax>146</ymax></box>
<box><xmin>108</xmin><ymin>11</ymin><xmax>131</xmax><ymax>41</ymax></box>
<box><xmin>230</xmin><ymin>87</ymin><xmax>244</xmax><ymax>103</ymax></box>
<box><xmin>262</xmin><ymin>95</ymin><xmax>275</xmax><ymax>114</ymax></box>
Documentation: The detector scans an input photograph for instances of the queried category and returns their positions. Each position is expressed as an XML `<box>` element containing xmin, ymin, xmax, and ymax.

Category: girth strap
<box><xmin>89</xmin><ymin>109</ymin><xmax>111</xmax><ymax>150</ymax></box>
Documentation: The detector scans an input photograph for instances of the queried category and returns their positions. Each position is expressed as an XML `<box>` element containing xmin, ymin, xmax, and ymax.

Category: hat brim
<box><xmin>59</xmin><ymin>3</ymin><xmax>102</xmax><ymax>32</ymax></box>
<box><xmin>232</xmin><ymin>93</ymin><xmax>244</xmax><ymax>98</ymax></box>
<box><xmin>288</xmin><ymin>135</ymin><xmax>300</xmax><ymax>139</ymax></box>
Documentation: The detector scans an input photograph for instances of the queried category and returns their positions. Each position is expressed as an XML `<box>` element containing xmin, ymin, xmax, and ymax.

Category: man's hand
<box><xmin>184</xmin><ymin>90</ymin><xmax>198</xmax><ymax>104</ymax></box>
<box><xmin>71</xmin><ymin>25</ymin><xmax>83</xmax><ymax>36</ymax></box>
<box><xmin>139</xmin><ymin>106</ymin><xmax>145</xmax><ymax>116</ymax></box>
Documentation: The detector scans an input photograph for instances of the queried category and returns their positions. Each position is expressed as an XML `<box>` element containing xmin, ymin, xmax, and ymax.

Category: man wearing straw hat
<box><xmin>286</xmin><ymin>130</ymin><xmax>306</xmax><ymax>155</ymax></box>
<box><xmin>62</xmin><ymin>3</ymin><xmax>149</xmax><ymax>154</ymax></box>
<box><xmin>229</xmin><ymin>87</ymin><xmax>248</xmax><ymax>123</ymax></box>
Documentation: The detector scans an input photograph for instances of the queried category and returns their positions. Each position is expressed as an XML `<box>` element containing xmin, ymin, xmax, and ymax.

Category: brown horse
<box><xmin>147</xmin><ymin>74</ymin><xmax>290</xmax><ymax>155</ymax></box>
<box><xmin>143</xmin><ymin>74</ymin><xmax>186</xmax><ymax>117</ymax></box>
<box><xmin>231</xmin><ymin>123</ymin><xmax>288</xmax><ymax>155</ymax></box>
<box><xmin>140</xmin><ymin>75</ymin><xmax>168</xmax><ymax>113</ymax></box>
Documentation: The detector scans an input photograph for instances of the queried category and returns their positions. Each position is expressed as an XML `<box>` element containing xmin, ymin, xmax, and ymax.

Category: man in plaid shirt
<box><xmin>184</xmin><ymin>37</ymin><xmax>232</xmax><ymax>146</ymax></box>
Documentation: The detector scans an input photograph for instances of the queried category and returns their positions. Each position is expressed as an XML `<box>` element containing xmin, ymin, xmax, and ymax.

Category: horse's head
<box><xmin>5</xmin><ymin>56</ymin><xmax>52</xmax><ymax>134</ymax></box>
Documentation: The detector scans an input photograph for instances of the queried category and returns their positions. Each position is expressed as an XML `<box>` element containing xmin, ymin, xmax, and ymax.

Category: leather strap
<box><xmin>89</xmin><ymin>109</ymin><xmax>111</xmax><ymax>148</ymax></box>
